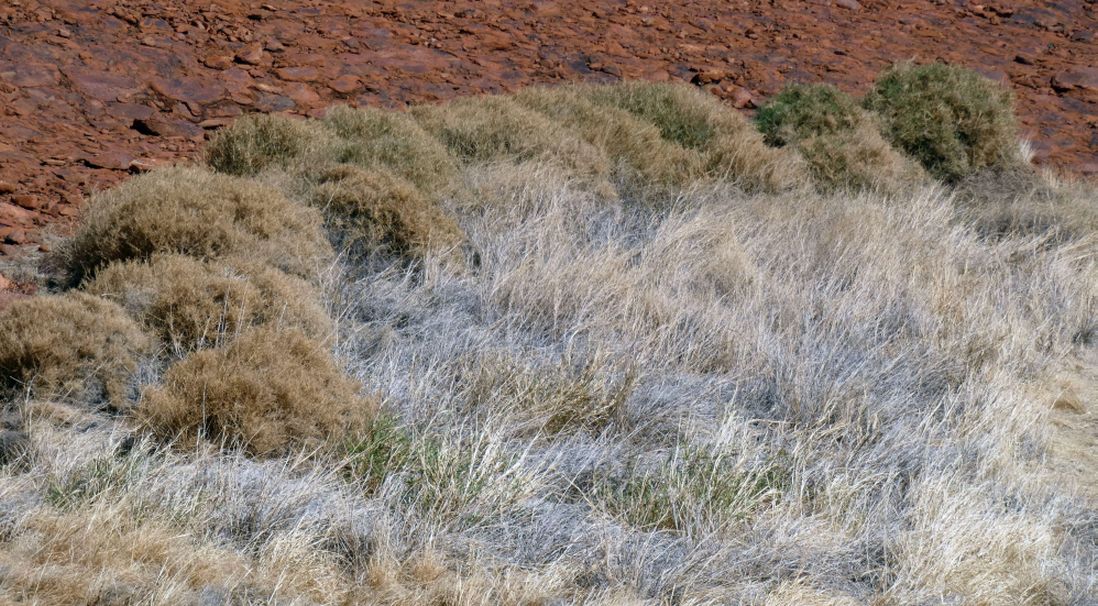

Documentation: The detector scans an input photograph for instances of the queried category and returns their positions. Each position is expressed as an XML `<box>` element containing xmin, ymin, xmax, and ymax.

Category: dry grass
<box><xmin>864</xmin><ymin>62</ymin><xmax>1022</xmax><ymax>181</ymax></box>
<box><xmin>0</xmin><ymin>292</ymin><xmax>151</xmax><ymax>406</ymax></box>
<box><xmin>84</xmin><ymin>253</ymin><xmax>332</xmax><ymax>353</ymax></box>
<box><xmin>2</xmin><ymin>81</ymin><xmax>1095</xmax><ymax>604</ymax></box>
<box><xmin>307</xmin><ymin>165</ymin><xmax>466</xmax><ymax>262</ymax></box>
<box><xmin>139</xmin><ymin>325</ymin><xmax>374</xmax><ymax>457</ymax></box>
<box><xmin>322</xmin><ymin>105</ymin><xmax>460</xmax><ymax>198</ymax></box>
<box><xmin>62</xmin><ymin>166</ymin><xmax>332</xmax><ymax>285</ymax></box>
<box><xmin>580</xmin><ymin>81</ymin><xmax>807</xmax><ymax>192</ymax></box>
<box><xmin>205</xmin><ymin>112</ymin><xmax>322</xmax><ymax>176</ymax></box>
<box><xmin>756</xmin><ymin>84</ymin><xmax>925</xmax><ymax>192</ymax></box>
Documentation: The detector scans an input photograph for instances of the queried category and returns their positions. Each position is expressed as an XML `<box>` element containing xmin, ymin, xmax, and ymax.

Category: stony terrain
<box><xmin>0</xmin><ymin>0</ymin><xmax>1096</xmax><ymax>255</ymax></box>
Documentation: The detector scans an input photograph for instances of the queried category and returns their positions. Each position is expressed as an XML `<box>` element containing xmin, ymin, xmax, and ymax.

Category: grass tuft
<box><xmin>0</xmin><ymin>292</ymin><xmax>152</xmax><ymax>406</ymax></box>
<box><xmin>206</xmin><ymin>113</ymin><xmax>320</xmax><ymax>176</ymax></box>
<box><xmin>863</xmin><ymin>62</ymin><xmax>1021</xmax><ymax>181</ymax></box>
<box><xmin>61</xmin><ymin>166</ymin><xmax>332</xmax><ymax>285</ymax></box>
<box><xmin>84</xmin><ymin>253</ymin><xmax>332</xmax><ymax>353</ymax></box>
<box><xmin>138</xmin><ymin>325</ymin><xmax>375</xmax><ymax>457</ymax></box>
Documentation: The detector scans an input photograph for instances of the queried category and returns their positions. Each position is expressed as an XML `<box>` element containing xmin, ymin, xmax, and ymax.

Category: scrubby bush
<box><xmin>581</xmin><ymin>82</ymin><xmax>806</xmax><ymax>192</ymax></box>
<box><xmin>62</xmin><ymin>167</ymin><xmax>332</xmax><ymax>285</ymax></box>
<box><xmin>309</xmin><ymin>165</ymin><xmax>466</xmax><ymax>261</ymax></box>
<box><xmin>412</xmin><ymin>96</ymin><xmax>612</xmax><ymax>187</ymax></box>
<box><xmin>322</xmin><ymin>106</ymin><xmax>460</xmax><ymax>198</ymax></box>
<box><xmin>515</xmin><ymin>86</ymin><xmax>705</xmax><ymax>188</ymax></box>
<box><xmin>206</xmin><ymin>113</ymin><xmax>321</xmax><ymax>176</ymax></box>
<box><xmin>863</xmin><ymin>62</ymin><xmax>1021</xmax><ymax>181</ymax></box>
<box><xmin>757</xmin><ymin>84</ymin><xmax>925</xmax><ymax>192</ymax></box>
<box><xmin>0</xmin><ymin>292</ymin><xmax>152</xmax><ymax>405</ymax></box>
<box><xmin>84</xmin><ymin>254</ymin><xmax>332</xmax><ymax>352</ymax></box>
<box><xmin>139</xmin><ymin>325</ymin><xmax>374</xmax><ymax>457</ymax></box>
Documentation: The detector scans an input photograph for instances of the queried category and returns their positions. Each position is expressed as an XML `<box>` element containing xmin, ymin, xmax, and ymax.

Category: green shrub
<box><xmin>863</xmin><ymin>62</ymin><xmax>1021</xmax><ymax>181</ymax></box>
<box><xmin>84</xmin><ymin>254</ymin><xmax>332</xmax><ymax>352</ymax></box>
<box><xmin>309</xmin><ymin>165</ymin><xmax>466</xmax><ymax>261</ymax></box>
<box><xmin>322</xmin><ymin>106</ymin><xmax>459</xmax><ymax>198</ymax></box>
<box><xmin>581</xmin><ymin>82</ymin><xmax>806</xmax><ymax>192</ymax></box>
<box><xmin>206</xmin><ymin>113</ymin><xmax>321</xmax><ymax>176</ymax></box>
<box><xmin>63</xmin><ymin>167</ymin><xmax>332</xmax><ymax>285</ymax></box>
<box><xmin>0</xmin><ymin>292</ymin><xmax>152</xmax><ymax>406</ymax></box>
<box><xmin>139</xmin><ymin>325</ymin><xmax>375</xmax><ymax>457</ymax></box>
<box><xmin>756</xmin><ymin>84</ymin><xmax>925</xmax><ymax>192</ymax></box>
<box><xmin>756</xmin><ymin>84</ymin><xmax>865</xmax><ymax>146</ymax></box>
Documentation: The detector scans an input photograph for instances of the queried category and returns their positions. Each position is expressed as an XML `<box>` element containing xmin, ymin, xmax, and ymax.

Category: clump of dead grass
<box><xmin>0</xmin><ymin>292</ymin><xmax>152</xmax><ymax>406</ymax></box>
<box><xmin>308</xmin><ymin>165</ymin><xmax>466</xmax><ymax>262</ymax></box>
<box><xmin>864</xmin><ymin>62</ymin><xmax>1021</xmax><ymax>182</ymax></box>
<box><xmin>580</xmin><ymin>81</ymin><xmax>807</xmax><ymax>192</ymax></box>
<box><xmin>138</xmin><ymin>325</ymin><xmax>375</xmax><ymax>457</ymax></box>
<box><xmin>205</xmin><ymin>113</ymin><xmax>322</xmax><ymax>176</ymax></box>
<box><xmin>62</xmin><ymin>166</ymin><xmax>332</xmax><ymax>285</ymax></box>
<box><xmin>322</xmin><ymin>105</ymin><xmax>460</xmax><ymax>198</ymax></box>
<box><xmin>84</xmin><ymin>253</ymin><xmax>332</xmax><ymax>352</ymax></box>
<box><xmin>412</xmin><ymin>95</ymin><xmax>614</xmax><ymax>193</ymax></box>
<box><xmin>756</xmin><ymin>83</ymin><xmax>925</xmax><ymax>192</ymax></box>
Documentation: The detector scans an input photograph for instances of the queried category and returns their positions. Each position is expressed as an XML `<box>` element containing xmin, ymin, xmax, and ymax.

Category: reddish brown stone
<box><xmin>276</xmin><ymin>66</ymin><xmax>320</xmax><ymax>82</ymax></box>
<box><xmin>133</xmin><ymin>117</ymin><xmax>204</xmax><ymax>139</ymax></box>
<box><xmin>84</xmin><ymin>151</ymin><xmax>134</xmax><ymax>170</ymax></box>
<box><xmin>150</xmin><ymin>76</ymin><xmax>226</xmax><ymax>104</ymax></box>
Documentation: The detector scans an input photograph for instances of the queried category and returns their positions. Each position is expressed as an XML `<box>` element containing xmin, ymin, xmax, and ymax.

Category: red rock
<box><xmin>84</xmin><ymin>151</ymin><xmax>134</xmax><ymax>170</ymax></box>
<box><xmin>835</xmin><ymin>0</ymin><xmax>861</xmax><ymax>10</ymax></box>
<box><xmin>62</xmin><ymin>67</ymin><xmax>140</xmax><ymax>102</ymax></box>
<box><xmin>0</xmin><ymin>244</ymin><xmax>21</xmax><ymax>257</ymax></box>
<box><xmin>1051</xmin><ymin>67</ymin><xmax>1098</xmax><ymax>93</ymax></box>
<box><xmin>0</xmin><ymin>181</ymin><xmax>14</xmax><ymax>195</ymax></box>
<box><xmin>203</xmin><ymin>54</ymin><xmax>234</xmax><ymax>70</ymax></box>
<box><xmin>0</xmin><ymin>273</ymin><xmax>11</xmax><ymax>291</ymax></box>
<box><xmin>133</xmin><ymin>117</ymin><xmax>204</xmax><ymax>139</ymax></box>
<box><xmin>329</xmin><ymin>74</ymin><xmax>361</xmax><ymax>94</ymax></box>
<box><xmin>150</xmin><ymin>76</ymin><xmax>226</xmax><ymax>104</ymax></box>
<box><xmin>284</xmin><ymin>82</ymin><xmax>321</xmax><ymax>106</ymax></box>
<box><xmin>4</xmin><ymin>229</ymin><xmax>27</xmax><ymax>245</ymax></box>
<box><xmin>235</xmin><ymin>43</ymin><xmax>265</xmax><ymax>65</ymax></box>
<box><xmin>128</xmin><ymin>157</ymin><xmax>171</xmax><ymax>172</ymax></box>
<box><xmin>10</xmin><ymin>195</ymin><xmax>41</xmax><ymax>211</ymax></box>
<box><xmin>108</xmin><ymin>102</ymin><xmax>155</xmax><ymax>121</ymax></box>
<box><xmin>276</xmin><ymin>66</ymin><xmax>320</xmax><ymax>82</ymax></box>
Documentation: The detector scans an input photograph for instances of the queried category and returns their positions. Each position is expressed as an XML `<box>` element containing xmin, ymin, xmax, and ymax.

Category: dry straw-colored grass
<box><xmin>84</xmin><ymin>253</ymin><xmax>332</xmax><ymax>352</ymax></box>
<box><xmin>2</xmin><ymin>76</ymin><xmax>1096</xmax><ymax>605</ymax></box>
<box><xmin>205</xmin><ymin>112</ymin><xmax>323</xmax><ymax>176</ymax></box>
<box><xmin>62</xmin><ymin>166</ymin><xmax>332</xmax><ymax>285</ymax></box>
<box><xmin>307</xmin><ymin>165</ymin><xmax>466</xmax><ymax>262</ymax></box>
<box><xmin>0</xmin><ymin>292</ymin><xmax>152</xmax><ymax>406</ymax></box>
<box><xmin>139</xmin><ymin>325</ymin><xmax>375</xmax><ymax>457</ymax></box>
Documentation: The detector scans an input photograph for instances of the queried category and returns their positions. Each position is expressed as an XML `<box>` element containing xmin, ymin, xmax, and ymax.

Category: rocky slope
<box><xmin>1</xmin><ymin>0</ymin><xmax>1096</xmax><ymax>254</ymax></box>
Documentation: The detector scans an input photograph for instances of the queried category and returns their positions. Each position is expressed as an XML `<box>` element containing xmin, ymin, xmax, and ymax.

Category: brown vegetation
<box><xmin>138</xmin><ymin>325</ymin><xmax>374</xmax><ymax>456</ymax></box>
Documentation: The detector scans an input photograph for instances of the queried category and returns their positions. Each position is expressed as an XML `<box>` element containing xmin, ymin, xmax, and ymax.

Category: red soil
<box><xmin>1</xmin><ymin>0</ymin><xmax>1096</xmax><ymax>255</ymax></box>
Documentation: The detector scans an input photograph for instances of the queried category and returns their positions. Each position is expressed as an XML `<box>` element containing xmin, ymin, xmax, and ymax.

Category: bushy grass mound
<box><xmin>0</xmin><ymin>292</ymin><xmax>152</xmax><ymax>405</ymax></box>
<box><xmin>205</xmin><ymin>113</ymin><xmax>321</xmax><ymax>176</ymax></box>
<box><xmin>412</xmin><ymin>96</ymin><xmax>613</xmax><ymax>189</ymax></box>
<box><xmin>308</xmin><ymin>165</ymin><xmax>465</xmax><ymax>261</ymax></box>
<box><xmin>84</xmin><ymin>254</ymin><xmax>332</xmax><ymax>352</ymax></box>
<box><xmin>139</xmin><ymin>326</ymin><xmax>374</xmax><ymax>456</ymax></box>
<box><xmin>514</xmin><ymin>86</ymin><xmax>705</xmax><ymax>187</ymax></box>
<box><xmin>581</xmin><ymin>81</ymin><xmax>806</xmax><ymax>192</ymax></box>
<box><xmin>756</xmin><ymin>84</ymin><xmax>925</xmax><ymax>192</ymax></box>
<box><xmin>62</xmin><ymin>166</ymin><xmax>332</xmax><ymax>285</ymax></box>
<box><xmin>863</xmin><ymin>62</ymin><xmax>1021</xmax><ymax>181</ymax></box>
<box><xmin>322</xmin><ymin>106</ymin><xmax>460</xmax><ymax>198</ymax></box>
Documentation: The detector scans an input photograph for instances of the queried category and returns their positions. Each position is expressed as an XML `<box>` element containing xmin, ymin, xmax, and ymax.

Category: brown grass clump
<box><xmin>309</xmin><ymin>165</ymin><xmax>466</xmax><ymax>261</ymax></box>
<box><xmin>580</xmin><ymin>81</ymin><xmax>806</xmax><ymax>192</ymax></box>
<box><xmin>84</xmin><ymin>254</ymin><xmax>332</xmax><ymax>352</ymax></box>
<box><xmin>412</xmin><ymin>95</ymin><xmax>612</xmax><ymax>188</ymax></box>
<box><xmin>139</xmin><ymin>325</ymin><xmax>375</xmax><ymax>456</ymax></box>
<box><xmin>322</xmin><ymin>105</ymin><xmax>460</xmax><ymax>198</ymax></box>
<box><xmin>62</xmin><ymin>166</ymin><xmax>332</xmax><ymax>285</ymax></box>
<box><xmin>0</xmin><ymin>292</ymin><xmax>152</xmax><ymax>406</ymax></box>
<box><xmin>205</xmin><ymin>113</ymin><xmax>322</xmax><ymax>176</ymax></box>
<box><xmin>514</xmin><ymin>86</ymin><xmax>705</xmax><ymax>188</ymax></box>
<box><xmin>954</xmin><ymin>167</ymin><xmax>1098</xmax><ymax>242</ymax></box>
